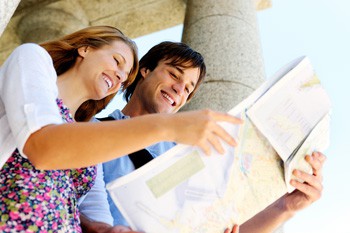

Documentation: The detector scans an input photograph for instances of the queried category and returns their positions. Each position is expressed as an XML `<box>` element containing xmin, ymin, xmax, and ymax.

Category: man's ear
<box><xmin>77</xmin><ymin>46</ymin><xmax>89</xmax><ymax>58</ymax></box>
<box><xmin>140</xmin><ymin>67</ymin><xmax>149</xmax><ymax>79</ymax></box>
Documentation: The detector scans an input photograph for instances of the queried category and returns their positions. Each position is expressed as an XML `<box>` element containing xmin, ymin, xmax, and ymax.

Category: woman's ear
<box><xmin>140</xmin><ymin>67</ymin><xmax>150</xmax><ymax>79</ymax></box>
<box><xmin>77</xmin><ymin>46</ymin><xmax>89</xmax><ymax>58</ymax></box>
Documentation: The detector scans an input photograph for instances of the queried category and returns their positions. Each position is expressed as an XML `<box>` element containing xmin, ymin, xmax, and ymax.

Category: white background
<box><xmin>98</xmin><ymin>1</ymin><xmax>350</xmax><ymax>232</ymax></box>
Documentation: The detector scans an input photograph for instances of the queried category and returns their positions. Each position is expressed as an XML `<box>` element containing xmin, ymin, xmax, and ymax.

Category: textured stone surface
<box><xmin>0</xmin><ymin>0</ymin><xmax>270</xmax><ymax>64</ymax></box>
<box><xmin>87</xmin><ymin>0</ymin><xmax>186</xmax><ymax>39</ymax></box>
<box><xmin>0</xmin><ymin>0</ymin><xmax>21</xmax><ymax>36</ymax></box>
<box><xmin>182</xmin><ymin>0</ymin><xmax>265</xmax><ymax>112</ymax></box>
<box><xmin>14</xmin><ymin>0</ymin><xmax>60</xmax><ymax>16</ymax></box>
<box><xmin>181</xmin><ymin>81</ymin><xmax>255</xmax><ymax>112</ymax></box>
<box><xmin>0</xmin><ymin>0</ymin><xmax>186</xmax><ymax>64</ymax></box>
<box><xmin>17</xmin><ymin>0</ymin><xmax>88</xmax><ymax>43</ymax></box>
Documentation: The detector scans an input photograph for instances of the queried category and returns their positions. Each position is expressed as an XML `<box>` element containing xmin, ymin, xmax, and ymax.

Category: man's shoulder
<box><xmin>109</xmin><ymin>109</ymin><xmax>129</xmax><ymax>120</ymax></box>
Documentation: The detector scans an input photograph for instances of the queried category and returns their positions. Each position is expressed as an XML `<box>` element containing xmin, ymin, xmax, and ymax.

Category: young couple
<box><xmin>0</xmin><ymin>26</ymin><xmax>325</xmax><ymax>232</ymax></box>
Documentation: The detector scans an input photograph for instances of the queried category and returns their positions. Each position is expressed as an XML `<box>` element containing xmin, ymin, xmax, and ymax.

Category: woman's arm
<box><xmin>24</xmin><ymin>110</ymin><xmax>242</xmax><ymax>169</ymax></box>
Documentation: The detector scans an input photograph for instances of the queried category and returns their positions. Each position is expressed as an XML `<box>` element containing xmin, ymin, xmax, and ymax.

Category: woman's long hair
<box><xmin>40</xmin><ymin>26</ymin><xmax>139</xmax><ymax>121</ymax></box>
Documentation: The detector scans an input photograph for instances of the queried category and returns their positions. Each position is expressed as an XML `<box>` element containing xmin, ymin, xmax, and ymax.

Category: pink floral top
<box><xmin>0</xmin><ymin>99</ymin><xmax>97</xmax><ymax>232</ymax></box>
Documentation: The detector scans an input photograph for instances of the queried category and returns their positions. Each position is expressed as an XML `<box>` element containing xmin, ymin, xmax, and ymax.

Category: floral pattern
<box><xmin>0</xmin><ymin>99</ymin><xmax>97</xmax><ymax>232</ymax></box>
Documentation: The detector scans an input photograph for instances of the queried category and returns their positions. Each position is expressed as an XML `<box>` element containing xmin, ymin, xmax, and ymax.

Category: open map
<box><xmin>106</xmin><ymin>57</ymin><xmax>331</xmax><ymax>232</ymax></box>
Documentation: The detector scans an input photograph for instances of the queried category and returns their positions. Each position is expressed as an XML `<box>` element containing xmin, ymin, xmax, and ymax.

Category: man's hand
<box><xmin>224</xmin><ymin>225</ymin><xmax>239</xmax><ymax>233</ymax></box>
<box><xmin>80</xmin><ymin>214</ymin><xmax>142</xmax><ymax>233</ymax></box>
<box><xmin>100</xmin><ymin>225</ymin><xmax>142</xmax><ymax>233</ymax></box>
<box><xmin>282</xmin><ymin>151</ymin><xmax>326</xmax><ymax>213</ymax></box>
<box><xmin>239</xmin><ymin>151</ymin><xmax>326</xmax><ymax>233</ymax></box>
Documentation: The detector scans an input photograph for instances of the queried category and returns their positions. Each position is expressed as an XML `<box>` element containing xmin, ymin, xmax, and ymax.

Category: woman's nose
<box><xmin>115</xmin><ymin>71</ymin><xmax>127</xmax><ymax>83</ymax></box>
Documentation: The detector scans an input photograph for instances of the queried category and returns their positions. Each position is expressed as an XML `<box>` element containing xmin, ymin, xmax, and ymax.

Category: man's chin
<box><xmin>158</xmin><ymin>108</ymin><xmax>177</xmax><ymax>114</ymax></box>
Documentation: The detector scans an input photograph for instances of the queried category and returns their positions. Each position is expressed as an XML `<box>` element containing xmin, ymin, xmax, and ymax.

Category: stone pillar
<box><xmin>181</xmin><ymin>0</ymin><xmax>265</xmax><ymax>112</ymax></box>
<box><xmin>0</xmin><ymin>0</ymin><xmax>21</xmax><ymax>37</ymax></box>
<box><xmin>17</xmin><ymin>0</ymin><xmax>89</xmax><ymax>43</ymax></box>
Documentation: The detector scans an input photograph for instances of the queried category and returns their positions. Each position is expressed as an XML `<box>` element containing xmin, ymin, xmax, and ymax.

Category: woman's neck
<box><xmin>57</xmin><ymin>70</ymin><xmax>88</xmax><ymax>118</ymax></box>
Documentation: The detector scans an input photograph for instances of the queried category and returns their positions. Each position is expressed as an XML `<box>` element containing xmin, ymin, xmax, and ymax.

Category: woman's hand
<box><xmin>166</xmin><ymin>109</ymin><xmax>243</xmax><ymax>155</ymax></box>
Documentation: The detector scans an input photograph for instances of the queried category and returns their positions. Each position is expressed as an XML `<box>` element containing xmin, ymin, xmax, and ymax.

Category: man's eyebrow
<box><xmin>169</xmin><ymin>65</ymin><xmax>184</xmax><ymax>75</ymax></box>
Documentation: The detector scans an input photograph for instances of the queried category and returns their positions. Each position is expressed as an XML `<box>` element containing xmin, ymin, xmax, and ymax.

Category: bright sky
<box><xmin>99</xmin><ymin>1</ymin><xmax>350</xmax><ymax>232</ymax></box>
<box><xmin>258</xmin><ymin>1</ymin><xmax>350</xmax><ymax>233</ymax></box>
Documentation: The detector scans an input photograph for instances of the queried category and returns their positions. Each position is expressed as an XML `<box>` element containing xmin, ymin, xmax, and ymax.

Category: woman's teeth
<box><xmin>103</xmin><ymin>76</ymin><xmax>112</xmax><ymax>89</ymax></box>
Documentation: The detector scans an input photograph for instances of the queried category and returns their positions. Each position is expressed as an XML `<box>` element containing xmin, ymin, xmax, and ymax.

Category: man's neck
<box><xmin>122</xmin><ymin>98</ymin><xmax>150</xmax><ymax>118</ymax></box>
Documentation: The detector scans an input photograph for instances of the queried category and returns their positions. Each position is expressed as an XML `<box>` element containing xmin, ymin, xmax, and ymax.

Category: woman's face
<box><xmin>77</xmin><ymin>40</ymin><xmax>134</xmax><ymax>100</ymax></box>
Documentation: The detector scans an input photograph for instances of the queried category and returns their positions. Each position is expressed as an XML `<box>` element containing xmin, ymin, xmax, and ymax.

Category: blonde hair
<box><xmin>40</xmin><ymin>26</ymin><xmax>139</xmax><ymax>121</ymax></box>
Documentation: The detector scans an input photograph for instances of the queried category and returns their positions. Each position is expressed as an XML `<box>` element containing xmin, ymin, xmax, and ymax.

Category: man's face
<box><xmin>137</xmin><ymin>59</ymin><xmax>200</xmax><ymax>114</ymax></box>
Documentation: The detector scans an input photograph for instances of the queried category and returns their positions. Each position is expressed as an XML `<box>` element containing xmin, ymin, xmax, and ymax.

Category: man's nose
<box><xmin>173</xmin><ymin>82</ymin><xmax>185</xmax><ymax>95</ymax></box>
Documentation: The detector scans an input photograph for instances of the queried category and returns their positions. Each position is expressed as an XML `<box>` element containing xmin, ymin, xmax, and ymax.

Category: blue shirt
<box><xmin>103</xmin><ymin>110</ymin><xmax>176</xmax><ymax>226</ymax></box>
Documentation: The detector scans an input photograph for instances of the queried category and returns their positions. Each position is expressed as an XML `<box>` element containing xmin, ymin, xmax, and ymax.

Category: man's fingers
<box><xmin>305</xmin><ymin>155</ymin><xmax>322</xmax><ymax>178</ymax></box>
<box><xmin>305</xmin><ymin>152</ymin><xmax>326</xmax><ymax>178</ymax></box>
<box><xmin>232</xmin><ymin>225</ymin><xmax>239</xmax><ymax>233</ymax></box>
<box><xmin>314</xmin><ymin>151</ymin><xmax>327</xmax><ymax>163</ymax></box>
<box><xmin>290</xmin><ymin>179</ymin><xmax>321</xmax><ymax>201</ymax></box>
<box><xmin>224</xmin><ymin>225</ymin><xmax>239</xmax><ymax>233</ymax></box>
<box><xmin>293</xmin><ymin>169</ymin><xmax>323</xmax><ymax>191</ymax></box>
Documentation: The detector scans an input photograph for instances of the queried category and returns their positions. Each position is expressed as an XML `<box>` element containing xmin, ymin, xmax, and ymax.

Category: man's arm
<box><xmin>240</xmin><ymin>151</ymin><xmax>326</xmax><ymax>233</ymax></box>
<box><xmin>80</xmin><ymin>214</ymin><xmax>143</xmax><ymax>233</ymax></box>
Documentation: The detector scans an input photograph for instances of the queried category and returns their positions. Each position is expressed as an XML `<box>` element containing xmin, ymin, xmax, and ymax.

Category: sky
<box><xmin>98</xmin><ymin>1</ymin><xmax>350</xmax><ymax>232</ymax></box>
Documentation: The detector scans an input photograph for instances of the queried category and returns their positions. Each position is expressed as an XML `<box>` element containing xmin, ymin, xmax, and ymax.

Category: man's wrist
<box><xmin>272</xmin><ymin>195</ymin><xmax>296</xmax><ymax>220</ymax></box>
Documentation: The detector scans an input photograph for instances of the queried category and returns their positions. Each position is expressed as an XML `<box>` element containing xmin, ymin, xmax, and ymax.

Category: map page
<box><xmin>246</xmin><ymin>57</ymin><xmax>331</xmax><ymax>192</ymax></box>
<box><xmin>106</xmin><ymin>56</ymin><xmax>330</xmax><ymax>232</ymax></box>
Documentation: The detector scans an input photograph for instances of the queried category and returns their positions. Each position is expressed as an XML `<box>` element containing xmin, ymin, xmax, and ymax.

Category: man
<box><xmin>79</xmin><ymin>42</ymin><xmax>326</xmax><ymax>233</ymax></box>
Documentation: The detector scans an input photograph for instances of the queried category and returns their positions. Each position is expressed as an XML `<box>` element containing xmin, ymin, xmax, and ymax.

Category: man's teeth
<box><xmin>162</xmin><ymin>92</ymin><xmax>174</xmax><ymax>104</ymax></box>
<box><xmin>103</xmin><ymin>76</ymin><xmax>112</xmax><ymax>89</ymax></box>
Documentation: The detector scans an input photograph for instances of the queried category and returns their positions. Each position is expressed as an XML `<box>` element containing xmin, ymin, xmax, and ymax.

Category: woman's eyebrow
<box><xmin>115</xmin><ymin>53</ymin><xmax>126</xmax><ymax>64</ymax></box>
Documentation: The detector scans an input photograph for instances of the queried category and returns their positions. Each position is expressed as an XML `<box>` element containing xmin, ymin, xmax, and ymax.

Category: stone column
<box><xmin>0</xmin><ymin>0</ymin><xmax>21</xmax><ymax>37</ymax></box>
<box><xmin>181</xmin><ymin>0</ymin><xmax>265</xmax><ymax>112</ymax></box>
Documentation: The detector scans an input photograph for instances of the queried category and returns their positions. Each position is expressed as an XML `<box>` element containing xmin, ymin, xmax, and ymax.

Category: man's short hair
<box><xmin>124</xmin><ymin>41</ymin><xmax>206</xmax><ymax>102</ymax></box>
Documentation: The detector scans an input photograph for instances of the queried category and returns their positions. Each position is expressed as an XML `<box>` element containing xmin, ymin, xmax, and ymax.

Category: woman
<box><xmin>0</xmin><ymin>26</ymin><xmax>241</xmax><ymax>231</ymax></box>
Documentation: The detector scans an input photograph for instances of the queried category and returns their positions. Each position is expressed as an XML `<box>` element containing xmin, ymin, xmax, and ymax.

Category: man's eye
<box><xmin>170</xmin><ymin>72</ymin><xmax>178</xmax><ymax>79</ymax></box>
<box><xmin>114</xmin><ymin>58</ymin><xmax>119</xmax><ymax>64</ymax></box>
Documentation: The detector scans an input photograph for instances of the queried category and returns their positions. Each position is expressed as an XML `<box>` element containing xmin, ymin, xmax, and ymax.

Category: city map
<box><xmin>106</xmin><ymin>56</ymin><xmax>331</xmax><ymax>233</ymax></box>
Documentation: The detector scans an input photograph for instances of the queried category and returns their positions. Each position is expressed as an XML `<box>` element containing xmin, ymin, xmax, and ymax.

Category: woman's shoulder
<box><xmin>15</xmin><ymin>43</ymin><xmax>44</xmax><ymax>52</ymax></box>
<box><xmin>12</xmin><ymin>43</ymin><xmax>51</xmax><ymax>62</ymax></box>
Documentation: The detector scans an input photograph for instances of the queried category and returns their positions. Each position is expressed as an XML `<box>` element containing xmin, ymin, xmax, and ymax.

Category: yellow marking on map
<box><xmin>301</xmin><ymin>74</ymin><xmax>320</xmax><ymax>88</ymax></box>
<box><xmin>146</xmin><ymin>151</ymin><xmax>205</xmax><ymax>198</ymax></box>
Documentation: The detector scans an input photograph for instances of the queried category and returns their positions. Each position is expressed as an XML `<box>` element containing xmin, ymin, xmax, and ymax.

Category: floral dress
<box><xmin>0</xmin><ymin>99</ymin><xmax>97</xmax><ymax>232</ymax></box>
